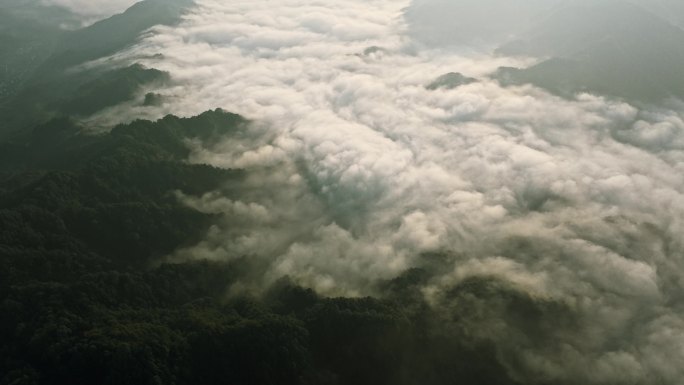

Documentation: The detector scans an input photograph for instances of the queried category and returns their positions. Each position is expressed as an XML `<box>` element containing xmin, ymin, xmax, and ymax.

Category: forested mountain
<box><xmin>0</xmin><ymin>2</ymin><xmax>526</xmax><ymax>383</ymax></box>
<box><xmin>494</xmin><ymin>1</ymin><xmax>684</xmax><ymax>102</ymax></box>
<box><xmin>0</xmin><ymin>89</ymin><xmax>521</xmax><ymax>385</ymax></box>
<box><xmin>4</xmin><ymin>0</ymin><xmax>684</xmax><ymax>384</ymax></box>
<box><xmin>0</xmin><ymin>0</ymin><xmax>191</xmax><ymax>138</ymax></box>
<box><xmin>0</xmin><ymin>6</ymin><xmax>70</xmax><ymax>112</ymax></box>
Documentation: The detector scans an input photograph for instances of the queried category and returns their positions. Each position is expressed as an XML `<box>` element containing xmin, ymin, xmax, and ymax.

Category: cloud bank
<box><xmin>95</xmin><ymin>0</ymin><xmax>684</xmax><ymax>383</ymax></box>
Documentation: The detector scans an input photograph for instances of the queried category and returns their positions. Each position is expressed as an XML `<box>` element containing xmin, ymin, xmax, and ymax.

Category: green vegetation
<box><xmin>51</xmin><ymin>0</ymin><xmax>193</xmax><ymax>69</ymax></box>
<box><xmin>0</xmin><ymin>8</ymin><xmax>67</xmax><ymax>110</ymax></box>
<box><xmin>0</xmin><ymin>1</ymin><xmax>568</xmax><ymax>383</ymax></box>
<box><xmin>426</xmin><ymin>72</ymin><xmax>477</xmax><ymax>91</ymax></box>
<box><xmin>0</xmin><ymin>109</ymin><xmax>523</xmax><ymax>384</ymax></box>
<box><xmin>0</xmin><ymin>0</ymin><xmax>192</xmax><ymax>138</ymax></box>
<box><xmin>63</xmin><ymin>64</ymin><xmax>170</xmax><ymax>116</ymax></box>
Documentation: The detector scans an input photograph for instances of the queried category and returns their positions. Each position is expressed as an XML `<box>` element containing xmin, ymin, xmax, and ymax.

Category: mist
<box><xmin>55</xmin><ymin>0</ymin><xmax>684</xmax><ymax>383</ymax></box>
<box><xmin>39</xmin><ymin>0</ymin><xmax>140</xmax><ymax>20</ymax></box>
<box><xmin>405</xmin><ymin>0</ymin><xmax>684</xmax><ymax>44</ymax></box>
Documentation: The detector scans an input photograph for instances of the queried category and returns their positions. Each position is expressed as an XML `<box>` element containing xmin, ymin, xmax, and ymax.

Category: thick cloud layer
<box><xmin>98</xmin><ymin>0</ymin><xmax>684</xmax><ymax>383</ymax></box>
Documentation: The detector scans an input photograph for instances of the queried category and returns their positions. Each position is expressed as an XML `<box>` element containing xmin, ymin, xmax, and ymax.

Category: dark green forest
<box><xmin>0</xmin><ymin>0</ymin><xmax>612</xmax><ymax>383</ymax></box>
<box><xmin>0</xmin><ymin>109</ymin><xmax>526</xmax><ymax>385</ymax></box>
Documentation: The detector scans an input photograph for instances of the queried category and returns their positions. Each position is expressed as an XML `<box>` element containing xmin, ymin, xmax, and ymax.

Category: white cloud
<box><xmin>92</xmin><ymin>0</ymin><xmax>684</xmax><ymax>382</ymax></box>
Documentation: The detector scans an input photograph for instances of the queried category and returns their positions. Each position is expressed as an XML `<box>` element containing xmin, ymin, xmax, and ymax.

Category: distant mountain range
<box><xmin>407</xmin><ymin>0</ymin><xmax>684</xmax><ymax>103</ymax></box>
<box><xmin>0</xmin><ymin>0</ymin><xmax>192</xmax><ymax>138</ymax></box>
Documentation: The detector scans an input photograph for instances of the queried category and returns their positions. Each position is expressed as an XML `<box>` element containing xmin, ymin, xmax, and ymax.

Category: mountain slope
<box><xmin>494</xmin><ymin>1</ymin><xmax>684</xmax><ymax>102</ymax></box>
<box><xmin>0</xmin><ymin>0</ymin><xmax>193</xmax><ymax>138</ymax></box>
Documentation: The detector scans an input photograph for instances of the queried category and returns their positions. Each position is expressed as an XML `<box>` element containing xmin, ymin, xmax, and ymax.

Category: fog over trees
<box><xmin>2</xmin><ymin>0</ymin><xmax>684</xmax><ymax>384</ymax></box>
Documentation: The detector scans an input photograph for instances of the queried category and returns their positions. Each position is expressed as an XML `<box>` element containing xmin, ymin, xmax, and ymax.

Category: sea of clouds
<box><xmin>90</xmin><ymin>0</ymin><xmax>684</xmax><ymax>382</ymax></box>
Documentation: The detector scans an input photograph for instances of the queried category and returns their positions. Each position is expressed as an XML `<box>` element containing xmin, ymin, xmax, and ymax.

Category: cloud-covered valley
<box><xmin>83</xmin><ymin>0</ymin><xmax>684</xmax><ymax>382</ymax></box>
